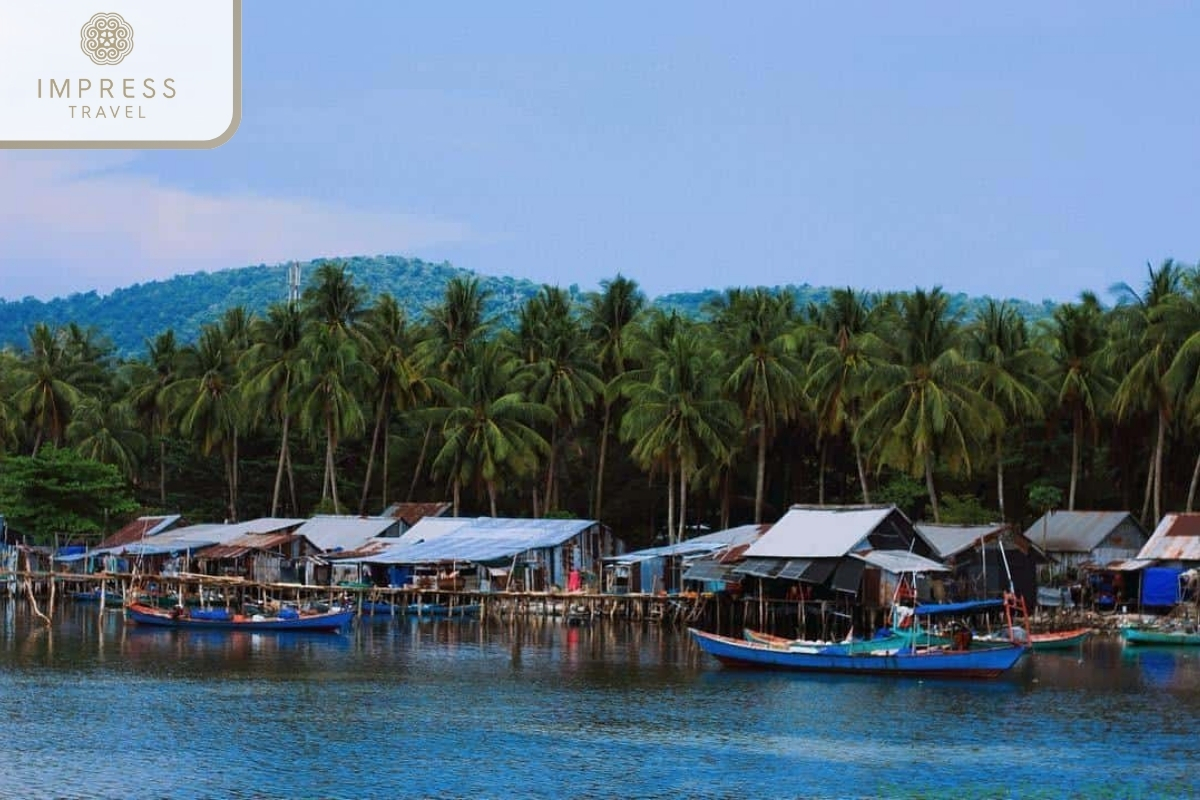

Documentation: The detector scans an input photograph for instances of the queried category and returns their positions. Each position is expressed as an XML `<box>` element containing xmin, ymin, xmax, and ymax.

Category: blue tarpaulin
<box><xmin>1142</xmin><ymin>567</ymin><xmax>1182</xmax><ymax>607</ymax></box>
<box><xmin>913</xmin><ymin>598</ymin><xmax>1005</xmax><ymax>616</ymax></box>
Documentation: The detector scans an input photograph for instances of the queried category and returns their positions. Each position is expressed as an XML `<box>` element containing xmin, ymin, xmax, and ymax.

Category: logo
<box><xmin>80</xmin><ymin>12</ymin><xmax>134</xmax><ymax>66</ymax></box>
<box><xmin>2</xmin><ymin>1</ymin><xmax>240</xmax><ymax>148</ymax></box>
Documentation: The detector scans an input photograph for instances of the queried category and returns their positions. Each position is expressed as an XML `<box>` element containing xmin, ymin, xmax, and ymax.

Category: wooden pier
<box><xmin>2</xmin><ymin>569</ymin><xmax>836</xmax><ymax>634</ymax></box>
<box><xmin>6</xmin><ymin>570</ymin><xmax>1101</xmax><ymax>637</ymax></box>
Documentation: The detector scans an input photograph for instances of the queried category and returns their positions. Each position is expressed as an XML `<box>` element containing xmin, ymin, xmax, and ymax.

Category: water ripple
<box><xmin>0</xmin><ymin>602</ymin><xmax>1197</xmax><ymax>799</ymax></box>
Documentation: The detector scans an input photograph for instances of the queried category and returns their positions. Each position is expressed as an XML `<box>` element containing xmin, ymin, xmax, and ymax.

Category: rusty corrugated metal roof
<box><xmin>95</xmin><ymin>515</ymin><xmax>181</xmax><ymax>549</ymax></box>
<box><xmin>325</xmin><ymin>539</ymin><xmax>393</xmax><ymax>561</ymax></box>
<box><xmin>1163</xmin><ymin>514</ymin><xmax>1200</xmax><ymax>538</ymax></box>
<box><xmin>718</xmin><ymin>543</ymin><xmax>754</xmax><ymax>564</ymax></box>
<box><xmin>1021</xmin><ymin>511</ymin><xmax>1145</xmax><ymax>553</ymax></box>
<box><xmin>198</xmin><ymin>532</ymin><xmax>299</xmax><ymax>560</ymax></box>
<box><xmin>382</xmin><ymin>502</ymin><xmax>451</xmax><ymax>526</ymax></box>
<box><xmin>1138</xmin><ymin>514</ymin><xmax>1200</xmax><ymax>562</ymax></box>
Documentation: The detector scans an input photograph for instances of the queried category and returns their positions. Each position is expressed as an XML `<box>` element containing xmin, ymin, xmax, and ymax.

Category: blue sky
<box><xmin>3</xmin><ymin>2</ymin><xmax>1198</xmax><ymax>303</ymax></box>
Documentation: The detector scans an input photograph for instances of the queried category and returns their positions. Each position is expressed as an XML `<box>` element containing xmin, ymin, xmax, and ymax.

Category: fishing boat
<box><xmin>1029</xmin><ymin>629</ymin><xmax>1091</xmax><ymax>650</ymax></box>
<box><xmin>743</xmin><ymin>627</ymin><xmax>953</xmax><ymax>653</ymax></box>
<box><xmin>70</xmin><ymin>588</ymin><xmax>125</xmax><ymax>607</ymax></box>
<box><xmin>744</xmin><ymin>597</ymin><xmax>1011</xmax><ymax>654</ymax></box>
<box><xmin>355</xmin><ymin>600</ymin><xmax>481</xmax><ymax>618</ymax></box>
<box><xmin>976</xmin><ymin>625</ymin><xmax>1092</xmax><ymax>651</ymax></box>
<box><xmin>407</xmin><ymin>602</ymin><xmax>480</xmax><ymax>617</ymax></box>
<box><xmin>691</xmin><ymin>628</ymin><xmax>1027</xmax><ymax>678</ymax></box>
<box><xmin>125</xmin><ymin>602</ymin><xmax>354</xmax><ymax>632</ymax></box>
<box><xmin>358</xmin><ymin>600</ymin><xmax>401</xmax><ymax>616</ymax></box>
<box><xmin>1121</xmin><ymin>625</ymin><xmax>1200</xmax><ymax>646</ymax></box>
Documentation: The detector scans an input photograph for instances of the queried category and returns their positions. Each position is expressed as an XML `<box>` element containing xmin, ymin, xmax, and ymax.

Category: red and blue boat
<box><xmin>690</xmin><ymin>627</ymin><xmax>1027</xmax><ymax>678</ymax></box>
<box><xmin>125</xmin><ymin>602</ymin><xmax>354</xmax><ymax>632</ymax></box>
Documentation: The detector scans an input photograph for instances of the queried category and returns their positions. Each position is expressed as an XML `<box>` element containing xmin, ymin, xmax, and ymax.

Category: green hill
<box><xmin>0</xmin><ymin>256</ymin><xmax>554</xmax><ymax>357</ymax></box>
<box><xmin>0</xmin><ymin>254</ymin><xmax>1059</xmax><ymax>357</ymax></box>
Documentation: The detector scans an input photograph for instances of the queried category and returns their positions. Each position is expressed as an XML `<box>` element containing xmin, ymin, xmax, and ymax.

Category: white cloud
<box><xmin>0</xmin><ymin>152</ymin><xmax>469</xmax><ymax>300</ymax></box>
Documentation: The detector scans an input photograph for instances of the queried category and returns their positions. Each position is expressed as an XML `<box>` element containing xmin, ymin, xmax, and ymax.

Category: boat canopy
<box><xmin>52</xmin><ymin>551</ymin><xmax>93</xmax><ymax>563</ymax></box>
<box><xmin>912</xmin><ymin>598</ymin><xmax>1005</xmax><ymax>616</ymax></box>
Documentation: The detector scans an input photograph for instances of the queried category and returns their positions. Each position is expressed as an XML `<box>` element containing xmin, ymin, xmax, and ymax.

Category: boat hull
<box><xmin>125</xmin><ymin>603</ymin><xmax>353</xmax><ymax>632</ymax></box>
<box><xmin>1030</xmin><ymin>629</ymin><xmax>1091</xmax><ymax>651</ymax></box>
<box><xmin>71</xmin><ymin>590</ymin><xmax>124</xmax><ymax>607</ymax></box>
<box><xmin>359</xmin><ymin>601</ymin><xmax>401</xmax><ymax>616</ymax></box>
<box><xmin>1121</xmin><ymin>627</ymin><xmax>1200</xmax><ymax>646</ymax></box>
<box><xmin>357</xmin><ymin>601</ymin><xmax>481</xmax><ymax>618</ymax></box>
<box><xmin>692</xmin><ymin>629</ymin><xmax>1026</xmax><ymax>678</ymax></box>
<box><xmin>407</xmin><ymin>603</ymin><xmax>480</xmax><ymax>617</ymax></box>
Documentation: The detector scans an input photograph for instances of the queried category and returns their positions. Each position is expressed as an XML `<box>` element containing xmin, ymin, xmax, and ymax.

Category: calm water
<box><xmin>0</xmin><ymin>601</ymin><xmax>1198</xmax><ymax>800</ymax></box>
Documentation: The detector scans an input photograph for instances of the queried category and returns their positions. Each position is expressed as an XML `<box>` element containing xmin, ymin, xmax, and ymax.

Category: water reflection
<box><xmin>1</xmin><ymin>600</ymin><xmax>1199</xmax><ymax>799</ymax></box>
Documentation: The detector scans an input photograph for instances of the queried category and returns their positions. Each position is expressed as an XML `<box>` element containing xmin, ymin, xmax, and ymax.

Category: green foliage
<box><xmin>933</xmin><ymin>494</ymin><xmax>996</xmax><ymax>525</ymax></box>
<box><xmin>0</xmin><ymin>257</ymin><xmax>565</xmax><ymax>358</ymax></box>
<box><xmin>0</xmin><ymin>445</ymin><xmax>137</xmax><ymax>544</ymax></box>
<box><xmin>4</xmin><ymin>252</ymin><xmax>1200</xmax><ymax>542</ymax></box>
<box><xmin>1027</xmin><ymin>483</ymin><xmax>1063</xmax><ymax>513</ymax></box>
<box><xmin>310</xmin><ymin>497</ymin><xmax>340</xmax><ymax>516</ymax></box>
<box><xmin>0</xmin><ymin>256</ymin><xmax>1058</xmax><ymax>358</ymax></box>
<box><xmin>876</xmin><ymin>475</ymin><xmax>925</xmax><ymax>519</ymax></box>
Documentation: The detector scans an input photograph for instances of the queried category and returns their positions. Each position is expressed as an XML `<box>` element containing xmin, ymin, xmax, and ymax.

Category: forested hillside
<box><xmin>0</xmin><ymin>257</ymin><xmax>550</xmax><ymax>356</ymax></box>
<box><xmin>0</xmin><ymin>254</ymin><xmax>1057</xmax><ymax>356</ymax></box>
<box><xmin>0</xmin><ymin>258</ymin><xmax>1194</xmax><ymax>549</ymax></box>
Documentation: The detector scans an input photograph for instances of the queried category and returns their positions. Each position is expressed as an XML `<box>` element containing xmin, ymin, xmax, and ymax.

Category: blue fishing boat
<box><xmin>690</xmin><ymin>628</ymin><xmax>1027</xmax><ymax>678</ymax></box>
<box><xmin>407</xmin><ymin>602</ymin><xmax>480</xmax><ymax>617</ymax></box>
<box><xmin>125</xmin><ymin>602</ymin><xmax>354</xmax><ymax>632</ymax></box>
<box><xmin>358</xmin><ymin>600</ymin><xmax>401</xmax><ymax>616</ymax></box>
<box><xmin>70</xmin><ymin>589</ymin><xmax>125</xmax><ymax>607</ymax></box>
<box><xmin>355</xmin><ymin>600</ymin><xmax>481</xmax><ymax>618</ymax></box>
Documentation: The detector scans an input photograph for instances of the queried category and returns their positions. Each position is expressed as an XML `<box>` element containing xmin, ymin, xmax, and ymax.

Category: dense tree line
<box><xmin>0</xmin><ymin>255</ymin><xmax>1057</xmax><ymax>358</ymax></box>
<box><xmin>1</xmin><ymin>260</ymin><xmax>1198</xmax><ymax>548</ymax></box>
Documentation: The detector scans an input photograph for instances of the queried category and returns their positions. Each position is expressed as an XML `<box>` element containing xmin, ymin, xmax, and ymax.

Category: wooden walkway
<box><xmin>9</xmin><ymin>571</ymin><xmax>718</xmax><ymax>625</ymax></box>
<box><xmin>9</xmin><ymin>571</ymin><xmax>1077</xmax><ymax>637</ymax></box>
<box><xmin>2</xmin><ymin>570</ymin><xmax>846</xmax><ymax>633</ymax></box>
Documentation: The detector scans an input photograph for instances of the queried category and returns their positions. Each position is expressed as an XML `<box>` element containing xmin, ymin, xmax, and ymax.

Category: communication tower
<box><xmin>288</xmin><ymin>260</ymin><xmax>301</xmax><ymax>307</ymax></box>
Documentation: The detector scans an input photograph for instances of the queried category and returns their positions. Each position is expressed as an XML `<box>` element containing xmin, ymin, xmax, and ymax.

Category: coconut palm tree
<box><xmin>419</xmin><ymin>275</ymin><xmax>491</xmax><ymax>379</ymax></box>
<box><xmin>1162</xmin><ymin>266</ymin><xmax>1200</xmax><ymax>510</ymax></box>
<box><xmin>858</xmin><ymin>288</ymin><xmax>998</xmax><ymax>523</ymax></box>
<box><xmin>805</xmin><ymin>288</ymin><xmax>881</xmax><ymax>504</ymax></box>
<box><xmin>221</xmin><ymin>307</ymin><xmax>255</xmax><ymax>517</ymax></box>
<box><xmin>303</xmin><ymin>261</ymin><xmax>365</xmax><ymax>339</ymax></box>
<box><xmin>619</xmin><ymin>324</ymin><xmax>741</xmax><ymax>542</ymax></box>
<box><xmin>67</xmin><ymin>396</ymin><xmax>145</xmax><ymax>481</ymax></box>
<box><xmin>511</xmin><ymin>286</ymin><xmax>604</xmax><ymax>516</ymax></box>
<box><xmin>0</xmin><ymin>349</ymin><xmax>18</xmax><ymax>453</ymax></box>
<box><xmin>583</xmin><ymin>275</ymin><xmax>646</xmax><ymax>520</ymax></box>
<box><xmin>1046</xmin><ymin>292</ymin><xmax>1115</xmax><ymax>511</ymax></box>
<box><xmin>1109</xmin><ymin>260</ymin><xmax>1185</xmax><ymax>524</ymax></box>
<box><xmin>170</xmin><ymin>325</ymin><xmax>242</xmax><ymax>521</ymax></box>
<box><xmin>409</xmin><ymin>276</ymin><xmax>493</xmax><ymax>501</ymax></box>
<box><xmin>11</xmin><ymin>323</ymin><xmax>84</xmax><ymax>455</ymax></box>
<box><xmin>60</xmin><ymin>322</ymin><xmax>114</xmax><ymax>398</ymax></box>
<box><xmin>966</xmin><ymin>300</ymin><xmax>1048</xmax><ymax>520</ymax></box>
<box><xmin>297</xmin><ymin>324</ymin><xmax>370</xmax><ymax>515</ymax></box>
<box><xmin>126</xmin><ymin>330</ymin><xmax>181</xmax><ymax>506</ymax></box>
<box><xmin>241</xmin><ymin>303</ymin><xmax>306</xmax><ymax>516</ymax></box>
<box><xmin>429</xmin><ymin>341</ymin><xmax>551</xmax><ymax>516</ymax></box>
<box><xmin>358</xmin><ymin>294</ymin><xmax>428</xmax><ymax>514</ymax></box>
<box><xmin>710</xmin><ymin>288</ymin><xmax>804</xmax><ymax>523</ymax></box>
